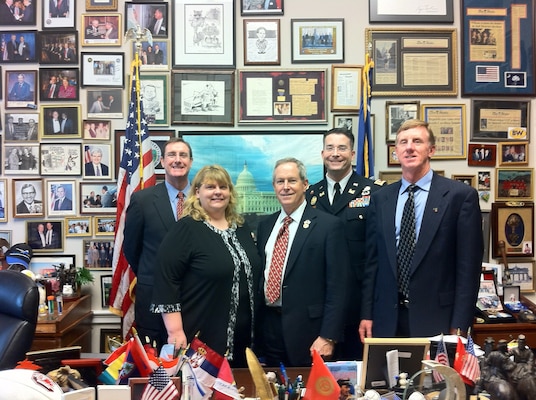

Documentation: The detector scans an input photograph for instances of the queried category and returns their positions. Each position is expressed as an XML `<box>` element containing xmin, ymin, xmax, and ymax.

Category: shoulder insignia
<box><xmin>374</xmin><ymin>179</ymin><xmax>386</xmax><ymax>186</ymax></box>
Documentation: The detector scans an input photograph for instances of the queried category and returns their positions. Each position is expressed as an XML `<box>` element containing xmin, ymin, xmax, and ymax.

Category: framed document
<box><xmin>492</xmin><ymin>202</ymin><xmax>534</xmax><ymax>257</ymax></box>
<box><xmin>81</xmin><ymin>52</ymin><xmax>125</xmax><ymax>88</ymax></box>
<box><xmin>331</xmin><ymin>65</ymin><xmax>362</xmax><ymax>112</ymax></box>
<box><xmin>421</xmin><ymin>104</ymin><xmax>466</xmax><ymax>159</ymax></box>
<box><xmin>461</xmin><ymin>0</ymin><xmax>535</xmax><ymax>96</ymax></box>
<box><xmin>365</xmin><ymin>28</ymin><xmax>457</xmax><ymax>96</ymax></box>
<box><xmin>369</xmin><ymin>0</ymin><xmax>454</xmax><ymax>23</ymax></box>
<box><xmin>470</xmin><ymin>99</ymin><xmax>530</xmax><ymax>142</ymax></box>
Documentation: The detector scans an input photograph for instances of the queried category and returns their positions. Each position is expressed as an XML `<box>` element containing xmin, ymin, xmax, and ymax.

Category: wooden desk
<box><xmin>32</xmin><ymin>295</ymin><xmax>92</xmax><ymax>352</ymax></box>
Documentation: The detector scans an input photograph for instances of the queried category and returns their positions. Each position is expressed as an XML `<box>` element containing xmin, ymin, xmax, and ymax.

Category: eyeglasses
<box><xmin>165</xmin><ymin>152</ymin><xmax>190</xmax><ymax>160</ymax></box>
<box><xmin>324</xmin><ymin>145</ymin><xmax>350</xmax><ymax>153</ymax></box>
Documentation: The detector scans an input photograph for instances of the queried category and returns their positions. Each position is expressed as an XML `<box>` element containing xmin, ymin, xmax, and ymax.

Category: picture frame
<box><xmin>100</xmin><ymin>275</ymin><xmax>113</xmax><ymax>308</ymax></box>
<box><xmin>87</xmin><ymin>0</ymin><xmax>118</xmax><ymax>11</ymax></box>
<box><xmin>133</xmin><ymin>39</ymin><xmax>171</xmax><ymax>71</ymax></box>
<box><xmin>43</xmin><ymin>0</ymin><xmax>76</xmax><ymax>30</ymax></box>
<box><xmin>479</xmin><ymin>171</ymin><xmax>492</xmax><ymax>191</ymax></box>
<box><xmin>0</xmin><ymin>181</ymin><xmax>7</xmax><ymax>223</ymax></box>
<box><xmin>241</xmin><ymin>0</ymin><xmax>283</xmax><ymax>16</ymax></box>
<box><xmin>26</xmin><ymin>220</ymin><xmax>64</xmax><ymax>252</ymax></box>
<box><xmin>495</xmin><ymin>168</ymin><xmax>534</xmax><ymax>201</ymax></box>
<box><xmin>173</xmin><ymin>0</ymin><xmax>235</xmax><ymax>68</ymax></box>
<box><xmin>243</xmin><ymin>19</ymin><xmax>280</xmax><ymax>66</ymax></box>
<box><xmin>29</xmin><ymin>254</ymin><xmax>76</xmax><ymax>277</ymax></box>
<box><xmin>79</xmin><ymin>182</ymin><xmax>118</xmax><ymax>214</ymax></box>
<box><xmin>83</xmin><ymin>120</ymin><xmax>111</xmax><ymax>140</ymax></box>
<box><xmin>366</xmin><ymin>28</ymin><xmax>457</xmax><ymax>96</ymax></box>
<box><xmin>491</xmin><ymin>202</ymin><xmax>534</xmax><ymax>257</ymax></box>
<box><xmin>468</xmin><ymin>144</ymin><xmax>496</xmax><ymax>167</ymax></box>
<box><xmin>471</xmin><ymin>99</ymin><xmax>530</xmax><ymax>142</ymax></box>
<box><xmin>171</xmin><ymin>70</ymin><xmax>235</xmax><ymax>126</ymax></box>
<box><xmin>498</xmin><ymin>142</ymin><xmax>529</xmax><ymax>167</ymax></box>
<box><xmin>94</xmin><ymin>216</ymin><xmax>116</xmax><ymax>236</ymax></box>
<box><xmin>115</xmin><ymin>130</ymin><xmax>174</xmax><ymax>176</ymax></box>
<box><xmin>13</xmin><ymin>178</ymin><xmax>44</xmax><ymax>218</ymax></box>
<box><xmin>238</xmin><ymin>69</ymin><xmax>327</xmax><ymax>123</ymax></box>
<box><xmin>0</xmin><ymin>31</ymin><xmax>38</xmax><ymax>63</ymax></box>
<box><xmin>5</xmin><ymin>69</ymin><xmax>37</xmax><ymax>109</ymax></box>
<box><xmin>506</xmin><ymin>261</ymin><xmax>536</xmax><ymax>292</ymax></box>
<box><xmin>504</xmin><ymin>285</ymin><xmax>521</xmax><ymax>303</ymax></box>
<box><xmin>331</xmin><ymin>65</ymin><xmax>362</xmax><ymax>112</ymax></box>
<box><xmin>46</xmin><ymin>180</ymin><xmax>76</xmax><ymax>217</ymax></box>
<box><xmin>385</xmin><ymin>101</ymin><xmax>420</xmax><ymax>142</ymax></box>
<box><xmin>379</xmin><ymin>170</ymin><xmax>401</xmax><ymax>185</ymax></box>
<box><xmin>387</xmin><ymin>144</ymin><xmax>400</xmax><ymax>167</ymax></box>
<box><xmin>461</xmin><ymin>0</ymin><xmax>535</xmax><ymax>96</ymax></box>
<box><xmin>39</xmin><ymin>68</ymin><xmax>80</xmax><ymax>102</ymax></box>
<box><xmin>38</xmin><ymin>32</ymin><xmax>78</xmax><ymax>65</ymax></box>
<box><xmin>3</xmin><ymin>113</ymin><xmax>39</xmax><ymax>142</ymax></box>
<box><xmin>39</xmin><ymin>105</ymin><xmax>82</xmax><ymax>139</ymax></box>
<box><xmin>81</xmin><ymin>52</ymin><xmax>125</xmax><ymax>88</ymax></box>
<box><xmin>100</xmin><ymin>328</ymin><xmax>122</xmax><ymax>353</ymax></box>
<box><xmin>0</xmin><ymin>230</ymin><xmax>12</xmax><ymax>244</ymax></box>
<box><xmin>139</xmin><ymin>73</ymin><xmax>168</xmax><ymax>125</ymax></box>
<box><xmin>86</xmin><ymin>89</ymin><xmax>124</xmax><ymax>118</ymax></box>
<box><xmin>124</xmin><ymin>2</ymin><xmax>168</xmax><ymax>38</ymax></box>
<box><xmin>65</xmin><ymin>217</ymin><xmax>92</xmax><ymax>237</ymax></box>
<box><xmin>81</xmin><ymin>13</ymin><xmax>122</xmax><ymax>46</ymax></box>
<box><xmin>83</xmin><ymin>239</ymin><xmax>114</xmax><ymax>269</ymax></box>
<box><xmin>291</xmin><ymin>19</ymin><xmax>344</xmax><ymax>63</ymax></box>
<box><xmin>451</xmin><ymin>174</ymin><xmax>477</xmax><ymax>189</ymax></box>
<box><xmin>422</xmin><ymin>104</ymin><xmax>466</xmax><ymax>159</ymax></box>
<box><xmin>0</xmin><ymin>0</ymin><xmax>36</xmax><ymax>25</ymax></box>
<box><xmin>83</xmin><ymin>144</ymin><xmax>113</xmax><ymax>180</ymax></box>
<box><xmin>369</xmin><ymin>0</ymin><xmax>454</xmax><ymax>23</ymax></box>
<box><xmin>333</xmin><ymin>114</ymin><xmax>358</xmax><ymax>134</ymax></box>
<box><xmin>4</xmin><ymin>144</ymin><xmax>40</xmax><ymax>175</ymax></box>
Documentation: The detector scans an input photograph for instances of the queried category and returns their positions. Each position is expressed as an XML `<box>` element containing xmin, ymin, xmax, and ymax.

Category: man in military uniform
<box><xmin>307</xmin><ymin>127</ymin><xmax>385</xmax><ymax>360</ymax></box>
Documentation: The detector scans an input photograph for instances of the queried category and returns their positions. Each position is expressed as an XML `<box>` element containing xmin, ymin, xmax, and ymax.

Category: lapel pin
<box><xmin>433</xmin><ymin>208</ymin><xmax>438</xmax><ymax>212</ymax></box>
<box><xmin>303</xmin><ymin>219</ymin><xmax>311</xmax><ymax>229</ymax></box>
<box><xmin>319</xmin><ymin>191</ymin><xmax>325</xmax><ymax>197</ymax></box>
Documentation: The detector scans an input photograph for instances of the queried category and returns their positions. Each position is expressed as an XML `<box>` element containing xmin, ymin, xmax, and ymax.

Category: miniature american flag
<box><xmin>140</xmin><ymin>366</ymin><xmax>179</xmax><ymax>400</ymax></box>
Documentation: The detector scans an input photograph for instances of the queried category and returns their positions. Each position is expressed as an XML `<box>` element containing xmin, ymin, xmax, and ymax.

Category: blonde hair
<box><xmin>183</xmin><ymin>165</ymin><xmax>244</xmax><ymax>226</ymax></box>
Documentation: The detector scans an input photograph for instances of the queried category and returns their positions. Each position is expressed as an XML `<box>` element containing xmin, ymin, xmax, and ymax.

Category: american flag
<box><xmin>109</xmin><ymin>60</ymin><xmax>156</xmax><ymax>339</ymax></box>
<box><xmin>433</xmin><ymin>336</ymin><xmax>449</xmax><ymax>382</ymax></box>
<box><xmin>461</xmin><ymin>333</ymin><xmax>480</xmax><ymax>383</ymax></box>
<box><xmin>140</xmin><ymin>366</ymin><xmax>179</xmax><ymax>400</ymax></box>
<box><xmin>476</xmin><ymin>66</ymin><xmax>499</xmax><ymax>82</ymax></box>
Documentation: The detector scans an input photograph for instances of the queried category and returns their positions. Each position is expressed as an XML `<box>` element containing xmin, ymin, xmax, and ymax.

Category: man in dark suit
<box><xmin>84</xmin><ymin>147</ymin><xmax>109</xmax><ymax>177</ymax></box>
<box><xmin>307</xmin><ymin>128</ymin><xmax>385</xmax><ymax>360</ymax></box>
<box><xmin>359</xmin><ymin>119</ymin><xmax>483</xmax><ymax>341</ymax></box>
<box><xmin>148</xmin><ymin>7</ymin><xmax>166</xmax><ymax>36</ymax></box>
<box><xmin>256</xmin><ymin>157</ymin><xmax>349</xmax><ymax>367</ymax></box>
<box><xmin>52</xmin><ymin>185</ymin><xmax>72</xmax><ymax>211</ymax></box>
<box><xmin>44</xmin><ymin>76</ymin><xmax>60</xmax><ymax>99</ymax></box>
<box><xmin>5</xmin><ymin>34</ymin><xmax>18</xmax><ymax>61</ymax></box>
<box><xmin>123</xmin><ymin>138</ymin><xmax>193</xmax><ymax>350</ymax></box>
<box><xmin>8</xmin><ymin>73</ymin><xmax>32</xmax><ymax>102</ymax></box>
<box><xmin>49</xmin><ymin>0</ymin><xmax>69</xmax><ymax>18</ymax></box>
<box><xmin>16</xmin><ymin>183</ymin><xmax>43</xmax><ymax>215</ymax></box>
<box><xmin>44</xmin><ymin>222</ymin><xmax>61</xmax><ymax>248</ymax></box>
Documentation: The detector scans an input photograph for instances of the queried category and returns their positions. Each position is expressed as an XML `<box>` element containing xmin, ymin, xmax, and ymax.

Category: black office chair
<box><xmin>0</xmin><ymin>270</ymin><xmax>39</xmax><ymax>370</ymax></box>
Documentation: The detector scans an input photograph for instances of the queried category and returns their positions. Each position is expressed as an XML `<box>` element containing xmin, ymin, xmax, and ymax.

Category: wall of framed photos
<box><xmin>0</xmin><ymin>0</ymin><xmax>535</xmax><ymax>352</ymax></box>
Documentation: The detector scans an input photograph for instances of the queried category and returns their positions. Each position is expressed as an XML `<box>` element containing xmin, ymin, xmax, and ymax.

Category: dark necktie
<box><xmin>266</xmin><ymin>216</ymin><xmax>292</xmax><ymax>303</ymax></box>
<box><xmin>333</xmin><ymin>182</ymin><xmax>341</xmax><ymax>206</ymax></box>
<box><xmin>176</xmin><ymin>192</ymin><xmax>184</xmax><ymax>220</ymax></box>
<box><xmin>397</xmin><ymin>184</ymin><xmax>417</xmax><ymax>299</ymax></box>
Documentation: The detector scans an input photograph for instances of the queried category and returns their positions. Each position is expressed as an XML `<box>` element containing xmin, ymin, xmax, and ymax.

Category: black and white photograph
<box><xmin>86</xmin><ymin>89</ymin><xmax>123</xmax><ymax>118</ymax></box>
<box><xmin>13</xmin><ymin>178</ymin><xmax>44</xmax><ymax>218</ymax></box>
<box><xmin>5</xmin><ymin>69</ymin><xmax>37</xmax><ymax>109</ymax></box>
<box><xmin>46</xmin><ymin>180</ymin><xmax>76</xmax><ymax>216</ymax></box>
<box><xmin>3</xmin><ymin>113</ymin><xmax>39</xmax><ymax>141</ymax></box>
<box><xmin>43</xmin><ymin>0</ymin><xmax>75</xmax><ymax>29</ymax></box>
<box><xmin>26</xmin><ymin>220</ymin><xmax>64</xmax><ymax>252</ymax></box>
<box><xmin>0</xmin><ymin>31</ymin><xmax>37</xmax><ymax>63</ymax></box>
<box><xmin>38</xmin><ymin>32</ymin><xmax>78</xmax><ymax>64</ymax></box>
<box><xmin>4</xmin><ymin>144</ymin><xmax>39</xmax><ymax>175</ymax></box>
<box><xmin>39</xmin><ymin>68</ymin><xmax>80</xmax><ymax>101</ymax></box>
<box><xmin>385</xmin><ymin>101</ymin><xmax>420</xmax><ymax>142</ymax></box>
<box><xmin>82</xmin><ymin>13</ymin><xmax>122</xmax><ymax>46</ymax></box>
<box><xmin>79</xmin><ymin>182</ymin><xmax>117</xmax><ymax>215</ymax></box>
<box><xmin>40</xmin><ymin>105</ymin><xmax>81</xmax><ymax>138</ymax></box>
<box><xmin>83</xmin><ymin>144</ymin><xmax>112</xmax><ymax>180</ymax></box>
<box><xmin>40</xmin><ymin>143</ymin><xmax>82</xmax><ymax>176</ymax></box>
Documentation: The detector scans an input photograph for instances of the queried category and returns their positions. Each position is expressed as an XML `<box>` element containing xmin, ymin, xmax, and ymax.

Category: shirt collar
<box><xmin>165</xmin><ymin>180</ymin><xmax>190</xmax><ymax>202</ymax></box>
<box><xmin>326</xmin><ymin>169</ymin><xmax>352</xmax><ymax>192</ymax></box>
<box><xmin>277</xmin><ymin>200</ymin><xmax>307</xmax><ymax>224</ymax></box>
<box><xmin>400</xmin><ymin>169</ymin><xmax>433</xmax><ymax>194</ymax></box>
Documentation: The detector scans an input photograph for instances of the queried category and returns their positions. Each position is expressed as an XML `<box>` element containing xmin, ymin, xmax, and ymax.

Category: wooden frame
<box><xmin>84</xmin><ymin>239</ymin><xmax>114</xmax><ymax>269</ymax></box>
<box><xmin>139</xmin><ymin>74</ymin><xmax>168</xmax><ymax>125</ymax></box>
<box><xmin>478</xmin><ymin>171</ymin><xmax>492</xmax><ymax>191</ymax></box>
<box><xmin>40</xmin><ymin>144</ymin><xmax>82</xmax><ymax>176</ymax></box>
<box><xmin>4</xmin><ymin>144</ymin><xmax>40</xmax><ymax>176</ymax></box>
<box><xmin>43</xmin><ymin>0</ymin><xmax>76</xmax><ymax>30</ymax></box>
<box><xmin>369</xmin><ymin>0</ymin><xmax>454</xmax><ymax>23</ymax></box>
<box><xmin>461</xmin><ymin>0</ymin><xmax>535</xmax><ymax>96</ymax></box>
<box><xmin>366</xmin><ymin>28</ymin><xmax>457</xmax><ymax>96</ymax></box>
<box><xmin>495</xmin><ymin>168</ymin><xmax>534</xmax><ymax>201</ymax></box>
<box><xmin>79</xmin><ymin>182</ymin><xmax>118</xmax><ymax>214</ymax></box>
<box><xmin>291</xmin><ymin>19</ymin><xmax>344</xmax><ymax>63</ymax></box>
<box><xmin>3</xmin><ymin>112</ymin><xmax>39</xmax><ymax>142</ymax></box>
<box><xmin>39</xmin><ymin>105</ymin><xmax>82</xmax><ymax>139</ymax></box>
<box><xmin>46</xmin><ymin>180</ymin><xmax>77</xmax><ymax>217</ymax></box>
<box><xmin>491</xmin><ymin>202</ymin><xmax>534</xmax><ymax>257</ymax></box>
<box><xmin>0</xmin><ymin>180</ymin><xmax>6</xmax><ymax>223</ymax></box>
<box><xmin>0</xmin><ymin>31</ymin><xmax>38</xmax><ymax>63</ymax></box>
<box><xmin>241</xmin><ymin>0</ymin><xmax>283</xmax><ymax>16</ymax></box>
<box><xmin>81</xmin><ymin>13</ymin><xmax>122</xmax><ymax>46</ymax></box>
<box><xmin>38</xmin><ymin>32</ymin><xmax>78</xmax><ymax>65</ymax></box>
<box><xmin>29</xmin><ymin>254</ymin><xmax>76</xmax><ymax>277</ymax></box>
<box><xmin>238</xmin><ymin>69</ymin><xmax>327</xmax><ymax>123</ymax></box>
<box><xmin>81</xmin><ymin>52</ymin><xmax>125</xmax><ymax>88</ymax></box>
<box><xmin>387</xmin><ymin>144</ymin><xmax>400</xmax><ymax>167</ymax></box>
<box><xmin>65</xmin><ymin>217</ymin><xmax>92</xmax><ymax>237</ymax></box>
<box><xmin>173</xmin><ymin>0</ymin><xmax>235</xmax><ymax>68</ymax></box>
<box><xmin>471</xmin><ymin>99</ymin><xmax>530</xmax><ymax>141</ymax></box>
<box><xmin>498</xmin><ymin>142</ymin><xmax>529</xmax><ymax>166</ymax></box>
<box><xmin>385</xmin><ymin>101</ymin><xmax>419</xmax><ymax>142</ymax></box>
<box><xmin>94</xmin><ymin>216</ymin><xmax>116</xmax><ymax>236</ymax></box>
<box><xmin>5</xmin><ymin>69</ymin><xmax>37</xmax><ymax>109</ymax></box>
<box><xmin>13</xmin><ymin>178</ymin><xmax>44</xmax><ymax>218</ymax></box>
<box><xmin>422</xmin><ymin>104</ymin><xmax>466</xmax><ymax>159</ymax></box>
<box><xmin>39</xmin><ymin>68</ymin><xmax>80</xmax><ymax>102</ymax></box>
<box><xmin>243</xmin><ymin>19</ymin><xmax>280</xmax><ymax>65</ymax></box>
<box><xmin>171</xmin><ymin>70</ymin><xmax>235</xmax><ymax>126</ymax></box>
<box><xmin>100</xmin><ymin>275</ymin><xmax>113</xmax><ymax>308</ymax></box>
<box><xmin>83</xmin><ymin>120</ymin><xmax>111</xmax><ymax>140</ymax></box>
<box><xmin>86</xmin><ymin>0</ymin><xmax>118</xmax><ymax>11</ymax></box>
<box><xmin>468</xmin><ymin>144</ymin><xmax>496</xmax><ymax>167</ymax></box>
<box><xmin>26</xmin><ymin>220</ymin><xmax>64</xmax><ymax>252</ymax></box>
<box><xmin>331</xmin><ymin>65</ymin><xmax>362</xmax><ymax>112</ymax></box>
<box><xmin>451</xmin><ymin>174</ymin><xmax>477</xmax><ymax>189</ymax></box>
<box><xmin>100</xmin><ymin>328</ymin><xmax>122</xmax><ymax>353</ymax></box>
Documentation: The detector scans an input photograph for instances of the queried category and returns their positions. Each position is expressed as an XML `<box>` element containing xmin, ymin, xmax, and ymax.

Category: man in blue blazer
<box><xmin>257</xmin><ymin>157</ymin><xmax>349</xmax><ymax>367</ymax></box>
<box><xmin>360</xmin><ymin>119</ymin><xmax>483</xmax><ymax>340</ymax></box>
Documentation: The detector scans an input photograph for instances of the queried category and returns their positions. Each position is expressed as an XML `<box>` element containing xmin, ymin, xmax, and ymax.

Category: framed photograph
<box><xmin>387</xmin><ymin>144</ymin><xmax>400</xmax><ymax>167</ymax></box>
<box><xmin>95</xmin><ymin>216</ymin><xmax>116</xmax><ymax>236</ymax></box>
<box><xmin>100</xmin><ymin>275</ymin><xmax>113</xmax><ymax>308</ymax></box>
<box><xmin>504</xmin><ymin>285</ymin><xmax>521</xmax><ymax>304</ymax></box>
<box><xmin>366</xmin><ymin>28</ymin><xmax>457</xmax><ymax>96</ymax></box>
<box><xmin>0</xmin><ymin>181</ymin><xmax>7</xmax><ymax>223</ymax></box>
<box><xmin>79</xmin><ymin>182</ymin><xmax>118</xmax><ymax>214</ymax></box>
<box><xmin>81</xmin><ymin>13</ymin><xmax>122</xmax><ymax>46</ymax></box>
<box><xmin>86</xmin><ymin>89</ymin><xmax>124</xmax><ymax>118</ymax></box>
<box><xmin>422</xmin><ymin>104</ymin><xmax>466</xmax><ymax>159</ymax></box>
<box><xmin>492</xmin><ymin>202</ymin><xmax>534</xmax><ymax>257</ymax></box>
<box><xmin>291</xmin><ymin>19</ymin><xmax>344</xmax><ymax>63</ymax></box>
<box><xmin>173</xmin><ymin>0</ymin><xmax>235</xmax><ymax>68</ymax></box>
<box><xmin>38</xmin><ymin>32</ymin><xmax>78</xmax><ymax>65</ymax></box>
<box><xmin>3</xmin><ymin>113</ymin><xmax>39</xmax><ymax>141</ymax></box>
<box><xmin>26</xmin><ymin>221</ymin><xmax>64</xmax><ymax>252</ymax></box>
<box><xmin>4</xmin><ymin>144</ymin><xmax>40</xmax><ymax>175</ymax></box>
<box><xmin>81</xmin><ymin>52</ymin><xmax>125</xmax><ymax>88</ymax></box>
<box><xmin>171</xmin><ymin>70</ymin><xmax>235</xmax><ymax>126</ymax></box>
<box><xmin>331</xmin><ymin>65</ymin><xmax>362</xmax><ymax>112</ymax></box>
<box><xmin>40</xmin><ymin>144</ymin><xmax>82</xmax><ymax>176</ymax></box>
<box><xmin>39</xmin><ymin>105</ymin><xmax>82</xmax><ymax>139</ymax></box>
<box><xmin>13</xmin><ymin>178</ymin><xmax>44</xmax><ymax>218</ymax></box>
<box><xmin>461</xmin><ymin>0</ymin><xmax>535</xmax><ymax>96</ymax></box>
<box><xmin>506</xmin><ymin>261</ymin><xmax>536</xmax><ymax>292</ymax></box>
<box><xmin>478</xmin><ymin>171</ymin><xmax>492</xmax><ymax>191</ymax></box>
<box><xmin>43</xmin><ymin>0</ymin><xmax>76</xmax><ymax>30</ymax></box>
<box><xmin>65</xmin><ymin>217</ymin><xmax>92</xmax><ymax>237</ymax></box>
<box><xmin>83</xmin><ymin>144</ymin><xmax>113</xmax><ymax>180</ymax></box>
<box><xmin>29</xmin><ymin>254</ymin><xmax>76</xmax><ymax>277</ymax></box>
<box><xmin>369</xmin><ymin>0</ymin><xmax>454</xmax><ymax>23</ymax></box>
<box><xmin>83</xmin><ymin>120</ymin><xmax>111</xmax><ymax>140</ymax></box>
<box><xmin>124</xmin><ymin>2</ymin><xmax>168</xmax><ymax>37</ymax></box>
<box><xmin>379</xmin><ymin>170</ymin><xmax>401</xmax><ymax>184</ymax></box>
<box><xmin>115</xmin><ymin>130</ymin><xmax>174</xmax><ymax>176</ymax></box>
<box><xmin>385</xmin><ymin>101</ymin><xmax>419</xmax><ymax>142</ymax></box>
<box><xmin>83</xmin><ymin>239</ymin><xmax>114</xmax><ymax>269</ymax></box>
<box><xmin>139</xmin><ymin>74</ymin><xmax>168</xmax><ymax>125</ymax></box>
<box><xmin>0</xmin><ymin>31</ymin><xmax>38</xmax><ymax>63</ymax></box>
<box><xmin>498</xmin><ymin>142</ymin><xmax>529</xmax><ymax>166</ymax></box>
<box><xmin>0</xmin><ymin>0</ymin><xmax>36</xmax><ymax>25</ymax></box>
<box><xmin>39</xmin><ymin>68</ymin><xmax>80</xmax><ymax>102</ymax></box>
<box><xmin>46</xmin><ymin>180</ymin><xmax>76</xmax><ymax>217</ymax></box>
<box><xmin>495</xmin><ymin>168</ymin><xmax>534</xmax><ymax>201</ymax></box>
<box><xmin>0</xmin><ymin>230</ymin><xmax>12</xmax><ymax>244</ymax></box>
<box><xmin>87</xmin><ymin>0</ymin><xmax>118</xmax><ymax>11</ymax></box>
<box><xmin>452</xmin><ymin>174</ymin><xmax>477</xmax><ymax>189</ymax></box>
<box><xmin>5</xmin><ymin>69</ymin><xmax>37</xmax><ymax>109</ymax></box>
<box><xmin>238</xmin><ymin>69</ymin><xmax>327</xmax><ymax>123</ymax></box>
<box><xmin>133</xmin><ymin>39</ymin><xmax>170</xmax><ymax>71</ymax></box>
<box><xmin>241</xmin><ymin>0</ymin><xmax>283</xmax><ymax>15</ymax></box>
<box><xmin>468</xmin><ymin>144</ymin><xmax>496</xmax><ymax>167</ymax></box>
<box><xmin>100</xmin><ymin>328</ymin><xmax>122</xmax><ymax>353</ymax></box>
<box><xmin>471</xmin><ymin>99</ymin><xmax>530</xmax><ymax>141</ymax></box>
<box><xmin>333</xmin><ymin>114</ymin><xmax>358</xmax><ymax>134</ymax></box>
<box><xmin>243</xmin><ymin>19</ymin><xmax>280</xmax><ymax>65</ymax></box>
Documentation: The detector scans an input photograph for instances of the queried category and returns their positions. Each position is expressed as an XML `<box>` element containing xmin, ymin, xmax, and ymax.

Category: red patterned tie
<box><xmin>266</xmin><ymin>216</ymin><xmax>292</xmax><ymax>303</ymax></box>
<box><xmin>176</xmin><ymin>192</ymin><xmax>184</xmax><ymax>220</ymax></box>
